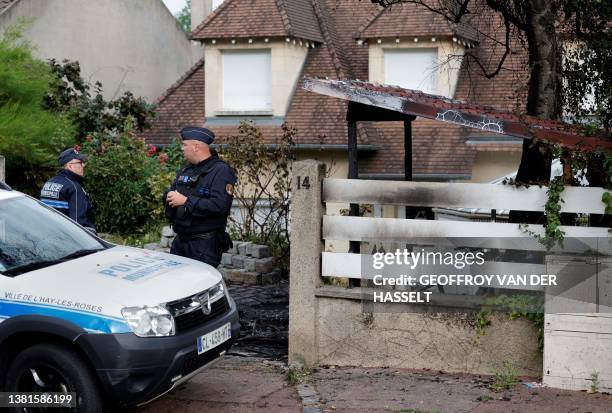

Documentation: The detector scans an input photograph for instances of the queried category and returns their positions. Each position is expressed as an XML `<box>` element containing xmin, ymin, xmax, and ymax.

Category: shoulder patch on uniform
<box><xmin>226</xmin><ymin>184</ymin><xmax>234</xmax><ymax>196</ymax></box>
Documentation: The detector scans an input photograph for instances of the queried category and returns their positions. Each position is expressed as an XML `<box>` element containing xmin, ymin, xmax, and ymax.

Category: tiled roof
<box><xmin>0</xmin><ymin>0</ymin><xmax>19</xmax><ymax>15</ymax></box>
<box><xmin>192</xmin><ymin>0</ymin><xmax>324</xmax><ymax>43</ymax></box>
<box><xmin>142</xmin><ymin>59</ymin><xmax>206</xmax><ymax>145</ymax></box>
<box><xmin>146</xmin><ymin>0</ymin><xmax>545</xmax><ymax>177</ymax></box>
<box><xmin>356</xmin><ymin>2</ymin><xmax>478</xmax><ymax>42</ymax></box>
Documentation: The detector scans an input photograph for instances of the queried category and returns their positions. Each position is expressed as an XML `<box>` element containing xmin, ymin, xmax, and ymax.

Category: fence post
<box><xmin>0</xmin><ymin>156</ymin><xmax>4</xmax><ymax>182</ymax></box>
<box><xmin>288</xmin><ymin>160</ymin><xmax>325</xmax><ymax>366</ymax></box>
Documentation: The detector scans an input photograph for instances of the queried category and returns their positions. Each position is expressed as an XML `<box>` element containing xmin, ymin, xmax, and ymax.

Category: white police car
<box><xmin>0</xmin><ymin>183</ymin><xmax>239</xmax><ymax>411</ymax></box>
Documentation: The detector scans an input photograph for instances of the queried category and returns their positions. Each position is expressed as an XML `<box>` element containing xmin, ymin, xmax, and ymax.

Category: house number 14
<box><xmin>297</xmin><ymin>176</ymin><xmax>311</xmax><ymax>190</ymax></box>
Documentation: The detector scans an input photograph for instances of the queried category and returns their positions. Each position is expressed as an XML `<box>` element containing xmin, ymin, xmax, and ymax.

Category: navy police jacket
<box><xmin>40</xmin><ymin>169</ymin><xmax>96</xmax><ymax>231</ymax></box>
<box><xmin>165</xmin><ymin>155</ymin><xmax>237</xmax><ymax>236</ymax></box>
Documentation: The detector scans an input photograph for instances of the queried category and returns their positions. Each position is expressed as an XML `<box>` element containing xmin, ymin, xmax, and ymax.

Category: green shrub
<box><xmin>221</xmin><ymin>121</ymin><xmax>294</xmax><ymax>271</ymax></box>
<box><xmin>81</xmin><ymin>123</ymin><xmax>172</xmax><ymax>235</ymax></box>
<box><xmin>43</xmin><ymin>59</ymin><xmax>156</xmax><ymax>144</ymax></box>
<box><xmin>490</xmin><ymin>360</ymin><xmax>519</xmax><ymax>392</ymax></box>
<box><xmin>0</xmin><ymin>25</ymin><xmax>74</xmax><ymax>193</ymax></box>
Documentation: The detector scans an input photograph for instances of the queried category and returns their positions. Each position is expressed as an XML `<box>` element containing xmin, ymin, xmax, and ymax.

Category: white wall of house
<box><xmin>369</xmin><ymin>38</ymin><xmax>465</xmax><ymax>98</ymax></box>
<box><xmin>204</xmin><ymin>39</ymin><xmax>309</xmax><ymax>117</ymax></box>
<box><xmin>468</xmin><ymin>151</ymin><xmax>522</xmax><ymax>183</ymax></box>
<box><xmin>0</xmin><ymin>0</ymin><xmax>200</xmax><ymax>102</ymax></box>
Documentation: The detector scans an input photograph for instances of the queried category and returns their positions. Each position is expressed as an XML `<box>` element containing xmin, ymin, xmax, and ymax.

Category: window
<box><xmin>222</xmin><ymin>50</ymin><xmax>272</xmax><ymax>112</ymax></box>
<box><xmin>384</xmin><ymin>48</ymin><xmax>438</xmax><ymax>94</ymax></box>
<box><xmin>0</xmin><ymin>196</ymin><xmax>105</xmax><ymax>276</ymax></box>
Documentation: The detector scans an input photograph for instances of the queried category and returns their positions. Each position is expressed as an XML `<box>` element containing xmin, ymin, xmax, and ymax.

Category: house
<box><xmin>144</xmin><ymin>0</ymin><xmax>531</xmax><ymax>197</ymax></box>
<box><xmin>0</xmin><ymin>0</ymin><xmax>202</xmax><ymax>102</ymax></box>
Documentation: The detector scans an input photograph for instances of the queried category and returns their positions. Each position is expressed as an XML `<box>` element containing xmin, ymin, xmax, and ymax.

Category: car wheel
<box><xmin>5</xmin><ymin>343</ymin><xmax>103</xmax><ymax>413</ymax></box>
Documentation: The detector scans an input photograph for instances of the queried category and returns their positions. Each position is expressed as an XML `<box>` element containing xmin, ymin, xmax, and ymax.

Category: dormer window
<box><xmin>222</xmin><ymin>49</ymin><xmax>272</xmax><ymax>112</ymax></box>
<box><xmin>384</xmin><ymin>48</ymin><xmax>438</xmax><ymax>94</ymax></box>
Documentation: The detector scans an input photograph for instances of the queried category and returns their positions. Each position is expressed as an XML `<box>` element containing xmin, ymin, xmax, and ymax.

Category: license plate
<box><xmin>197</xmin><ymin>323</ymin><xmax>231</xmax><ymax>355</ymax></box>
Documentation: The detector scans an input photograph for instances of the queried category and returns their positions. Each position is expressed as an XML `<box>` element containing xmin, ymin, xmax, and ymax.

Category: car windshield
<box><xmin>0</xmin><ymin>195</ymin><xmax>107</xmax><ymax>276</ymax></box>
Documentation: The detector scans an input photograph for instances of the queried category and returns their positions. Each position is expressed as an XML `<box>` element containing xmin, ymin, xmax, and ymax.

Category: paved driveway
<box><xmin>134</xmin><ymin>357</ymin><xmax>300</xmax><ymax>413</ymax></box>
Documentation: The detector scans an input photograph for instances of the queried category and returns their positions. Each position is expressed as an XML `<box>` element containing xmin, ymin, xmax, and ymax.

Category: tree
<box><xmin>43</xmin><ymin>59</ymin><xmax>156</xmax><ymax>144</ymax></box>
<box><xmin>368</xmin><ymin>0</ymin><xmax>610</xmax><ymax>193</ymax></box>
<box><xmin>0</xmin><ymin>26</ymin><xmax>74</xmax><ymax>193</ymax></box>
<box><xmin>175</xmin><ymin>0</ymin><xmax>192</xmax><ymax>33</ymax></box>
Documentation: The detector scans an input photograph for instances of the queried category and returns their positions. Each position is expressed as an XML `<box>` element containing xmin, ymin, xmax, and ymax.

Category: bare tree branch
<box><xmin>464</xmin><ymin>17</ymin><xmax>512</xmax><ymax>78</ymax></box>
<box><xmin>368</xmin><ymin>0</ymin><xmax>519</xmax><ymax>80</ymax></box>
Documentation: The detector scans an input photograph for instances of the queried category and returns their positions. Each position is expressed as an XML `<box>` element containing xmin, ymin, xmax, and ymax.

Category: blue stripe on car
<box><xmin>0</xmin><ymin>300</ymin><xmax>130</xmax><ymax>334</ymax></box>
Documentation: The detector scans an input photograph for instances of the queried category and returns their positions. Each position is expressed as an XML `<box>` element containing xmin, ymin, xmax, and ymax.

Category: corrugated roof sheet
<box><xmin>303</xmin><ymin>78</ymin><xmax>612</xmax><ymax>151</ymax></box>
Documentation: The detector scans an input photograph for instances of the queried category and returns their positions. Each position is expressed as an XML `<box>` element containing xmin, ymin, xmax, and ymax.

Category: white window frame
<box><xmin>221</xmin><ymin>49</ymin><xmax>272</xmax><ymax>113</ymax></box>
<box><xmin>384</xmin><ymin>48</ymin><xmax>438</xmax><ymax>94</ymax></box>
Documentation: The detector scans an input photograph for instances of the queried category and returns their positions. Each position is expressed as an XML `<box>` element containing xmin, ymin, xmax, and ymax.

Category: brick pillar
<box><xmin>288</xmin><ymin>160</ymin><xmax>325</xmax><ymax>366</ymax></box>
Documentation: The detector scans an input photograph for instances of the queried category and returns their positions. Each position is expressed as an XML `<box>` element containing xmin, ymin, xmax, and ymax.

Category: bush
<box><xmin>220</xmin><ymin>121</ymin><xmax>294</xmax><ymax>269</ymax></box>
<box><xmin>81</xmin><ymin>122</ymin><xmax>174</xmax><ymax>235</ymax></box>
<box><xmin>43</xmin><ymin>59</ymin><xmax>156</xmax><ymax>143</ymax></box>
<box><xmin>0</xmin><ymin>25</ymin><xmax>74</xmax><ymax>193</ymax></box>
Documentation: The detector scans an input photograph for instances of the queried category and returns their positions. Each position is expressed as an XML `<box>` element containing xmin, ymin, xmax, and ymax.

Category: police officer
<box><xmin>165</xmin><ymin>127</ymin><xmax>236</xmax><ymax>268</ymax></box>
<box><xmin>40</xmin><ymin>147</ymin><xmax>96</xmax><ymax>233</ymax></box>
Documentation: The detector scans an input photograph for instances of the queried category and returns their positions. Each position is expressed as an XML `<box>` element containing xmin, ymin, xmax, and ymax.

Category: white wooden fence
<box><xmin>289</xmin><ymin>160</ymin><xmax>611</xmax><ymax>388</ymax></box>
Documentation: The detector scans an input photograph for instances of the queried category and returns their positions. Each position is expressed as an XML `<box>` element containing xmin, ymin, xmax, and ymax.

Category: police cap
<box><xmin>58</xmin><ymin>147</ymin><xmax>87</xmax><ymax>166</ymax></box>
<box><xmin>180</xmin><ymin>127</ymin><xmax>215</xmax><ymax>144</ymax></box>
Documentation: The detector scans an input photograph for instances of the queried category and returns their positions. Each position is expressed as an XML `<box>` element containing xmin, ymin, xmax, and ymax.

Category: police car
<box><xmin>0</xmin><ymin>183</ymin><xmax>239</xmax><ymax>411</ymax></box>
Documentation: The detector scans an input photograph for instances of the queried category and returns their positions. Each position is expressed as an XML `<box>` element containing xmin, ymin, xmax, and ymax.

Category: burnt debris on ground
<box><xmin>227</xmin><ymin>280</ymin><xmax>289</xmax><ymax>361</ymax></box>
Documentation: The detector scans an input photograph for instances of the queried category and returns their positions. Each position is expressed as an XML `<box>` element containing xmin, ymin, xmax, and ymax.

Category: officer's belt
<box><xmin>177</xmin><ymin>231</ymin><xmax>217</xmax><ymax>241</ymax></box>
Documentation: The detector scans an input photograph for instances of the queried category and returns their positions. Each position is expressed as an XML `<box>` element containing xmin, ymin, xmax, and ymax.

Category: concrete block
<box><xmin>221</xmin><ymin>253</ymin><xmax>234</xmax><ymax>266</ymax></box>
<box><xmin>161</xmin><ymin>226</ymin><xmax>175</xmax><ymax>237</ymax></box>
<box><xmin>260</xmin><ymin>269</ymin><xmax>282</xmax><ymax>285</ymax></box>
<box><xmin>254</xmin><ymin>257</ymin><xmax>276</xmax><ymax>273</ymax></box>
<box><xmin>248</xmin><ymin>244</ymin><xmax>270</xmax><ymax>258</ymax></box>
<box><xmin>230</xmin><ymin>241</ymin><xmax>242</xmax><ymax>254</ymax></box>
<box><xmin>231</xmin><ymin>255</ymin><xmax>245</xmax><ymax>269</ymax></box>
<box><xmin>238</xmin><ymin>241</ymin><xmax>252</xmax><ymax>256</ymax></box>
<box><xmin>221</xmin><ymin>268</ymin><xmax>261</xmax><ymax>285</ymax></box>
<box><xmin>244</xmin><ymin>258</ymin><xmax>257</xmax><ymax>272</ymax></box>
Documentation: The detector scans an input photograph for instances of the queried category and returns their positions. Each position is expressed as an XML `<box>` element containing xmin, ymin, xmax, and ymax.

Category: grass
<box><xmin>589</xmin><ymin>372</ymin><xmax>600</xmax><ymax>393</ymax></box>
<box><xmin>489</xmin><ymin>360</ymin><xmax>519</xmax><ymax>392</ymax></box>
<box><xmin>286</xmin><ymin>365</ymin><xmax>313</xmax><ymax>385</ymax></box>
<box><xmin>99</xmin><ymin>223</ymin><xmax>165</xmax><ymax>248</ymax></box>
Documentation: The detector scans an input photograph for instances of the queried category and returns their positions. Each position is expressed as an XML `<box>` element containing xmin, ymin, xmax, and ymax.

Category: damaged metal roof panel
<box><xmin>302</xmin><ymin>78</ymin><xmax>612</xmax><ymax>152</ymax></box>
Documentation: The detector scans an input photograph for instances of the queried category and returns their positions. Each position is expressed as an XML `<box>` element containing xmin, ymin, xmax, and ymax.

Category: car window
<box><xmin>0</xmin><ymin>195</ymin><xmax>106</xmax><ymax>274</ymax></box>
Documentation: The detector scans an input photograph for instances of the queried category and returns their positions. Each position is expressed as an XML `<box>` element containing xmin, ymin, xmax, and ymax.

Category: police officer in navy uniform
<box><xmin>40</xmin><ymin>147</ymin><xmax>96</xmax><ymax>233</ymax></box>
<box><xmin>165</xmin><ymin>127</ymin><xmax>236</xmax><ymax>268</ymax></box>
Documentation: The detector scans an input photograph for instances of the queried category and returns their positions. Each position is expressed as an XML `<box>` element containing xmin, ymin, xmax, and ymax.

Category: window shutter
<box><xmin>222</xmin><ymin>50</ymin><xmax>272</xmax><ymax>111</ymax></box>
<box><xmin>384</xmin><ymin>48</ymin><xmax>438</xmax><ymax>94</ymax></box>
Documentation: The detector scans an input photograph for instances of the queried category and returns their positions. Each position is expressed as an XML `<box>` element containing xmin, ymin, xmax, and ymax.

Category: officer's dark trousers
<box><xmin>170</xmin><ymin>234</ymin><xmax>221</xmax><ymax>268</ymax></box>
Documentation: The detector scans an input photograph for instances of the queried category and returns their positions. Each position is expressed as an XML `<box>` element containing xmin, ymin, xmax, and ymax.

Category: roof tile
<box><xmin>146</xmin><ymin>0</ymin><xmax>544</xmax><ymax>177</ymax></box>
<box><xmin>357</xmin><ymin>2</ymin><xmax>478</xmax><ymax>42</ymax></box>
<box><xmin>192</xmin><ymin>0</ymin><xmax>324</xmax><ymax>42</ymax></box>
